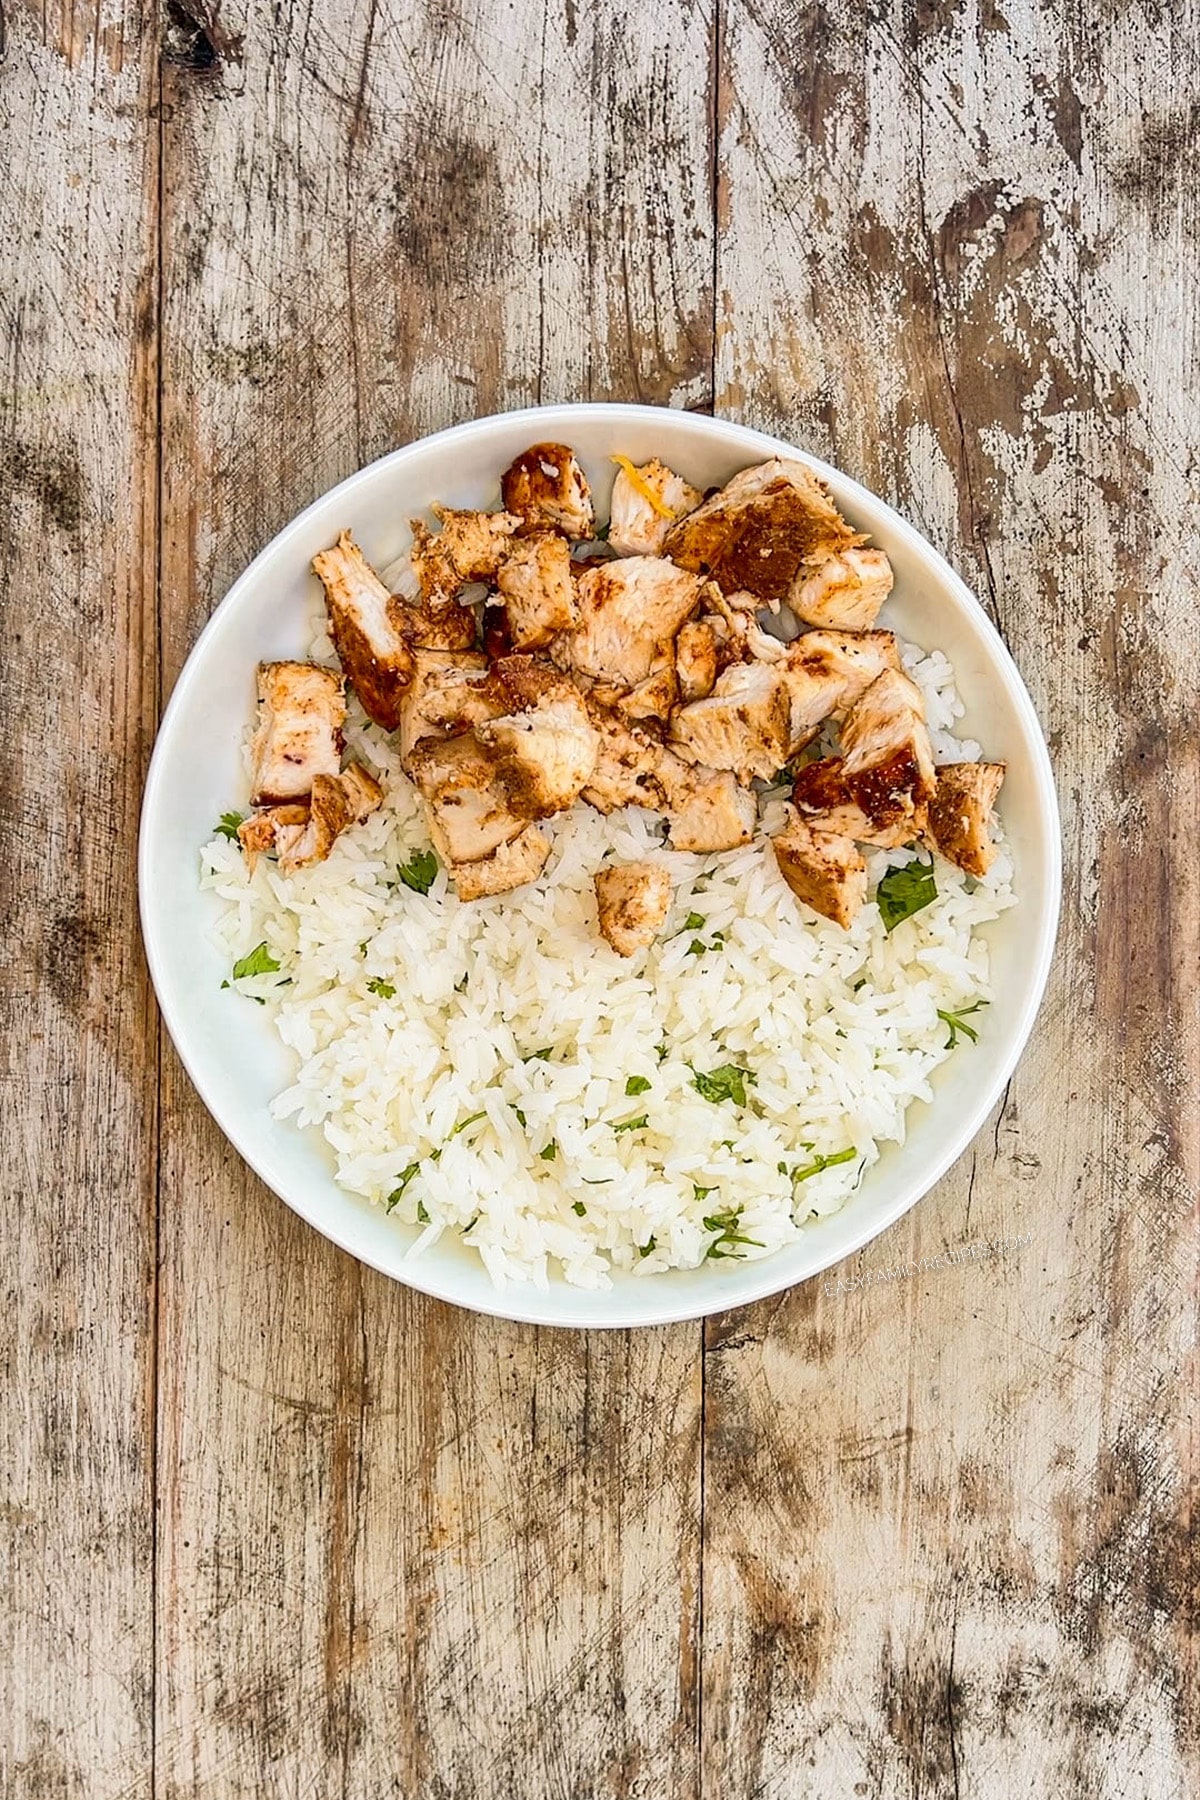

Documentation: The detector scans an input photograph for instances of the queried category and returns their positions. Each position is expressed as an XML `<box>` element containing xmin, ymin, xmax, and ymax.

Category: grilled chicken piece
<box><xmin>792</xmin><ymin>669</ymin><xmax>935</xmax><ymax>847</ymax></box>
<box><xmin>580</xmin><ymin>698</ymin><xmax>673</xmax><ymax>814</ymax></box>
<box><xmin>663</xmin><ymin>459</ymin><xmax>864</xmax><ymax>604</ymax></box>
<box><xmin>780</xmin><ymin>629</ymin><xmax>900</xmax><ymax>754</ymax></box>
<box><xmin>452</xmin><ymin>825</ymin><xmax>551</xmax><ymax>900</ymax></box>
<box><xmin>398</xmin><ymin>651</ymin><xmax>501</xmax><ymax>764</ymax></box>
<box><xmin>393</xmin><ymin>591</ymin><xmax>478</xmax><ymax>655</ymax></box>
<box><xmin>312</xmin><ymin>534</ymin><xmax>414</xmax><ymax>731</ymax></box>
<box><xmin>792</xmin><ymin>547</ymin><xmax>894</xmax><ymax>631</ymax></box>
<box><xmin>409</xmin><ymin>506</ymin><xmax>520</xmax><ymax>608</ymax></box>
<box><xmin>594</xmin><ymin>861</ymin><xmax>672</xmax><ymax>956</ymax></box>
<box><xmin>607</xmin><ymin>457</ymin><xmax>702</xmax><ymax>557</ymax></box>
<box><xmin>772</xmin><ymin>821</ymin><xmax>867</xmax><ymax>929</ymax></box>
<box><xmin>660</xmin><ymin>758</ymin><xmax>757</xmax><ymax>853</ymax></box>
<box><xmin>927</xmin><ymin>761</ymin><xmax>1006</xmax><ymax>876</ymax></box>
<box><xmin>554</xmin><ymin>555</ymin><xmax>704</xmax><ymax>688</ymax></box>
<box><xmin>670</xmin><ymin>662</ymin><xmax>792</xmax><ymax>783</ymax></box>
<box><xmin>490</xmin><ymin>653</ymin><xmax>578</xmax><ymax>712</ymax></box>
<box><xmin>675</xmin><ymin>618</ymin><xmax>719</xmax><ymax>702</ymax></box>
<box><xmin>613</xmin><ymin>664</ymin><xmax>678</xmax><ymax>723</ymax></box>
<box><xmin>476</xmin><ymin>693</ymin><xmax>600</xmax><ymax>818</ymax></box>
<box><xmin>237</xmin><ymin>803</ymin><xmax>309</xmax><ymax>872</ymax></box>
<box><xmin>249</xmin><ymin>661</ymin><xmax>346</xmax><ymax>805</ymax></box>
<box><xmin>238</xmin><ymin>765</ymin><xmax>381</xmax><ymax>874</ymax></box>
<box><xmin>273</xmin><ymin>765</ymin><xmax>383</xmax><ymax>874</ymax></box>
<box><xmin>495</xmin><ymin>531</ymin><xmax>578</xmax><ymax>649</ymax></box>
<box><xmin>501</xmin><ymin>442</ymin><xmax>594</xmax><ymax>539</ymax></box>
<box><xmin>406</xmin><ymin>734</ymin><xmax>528</xmax><ymax>865</ymax></box>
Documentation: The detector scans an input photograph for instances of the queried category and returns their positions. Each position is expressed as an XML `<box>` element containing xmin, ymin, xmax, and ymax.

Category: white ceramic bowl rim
<box><xmin>140</xmin><ymin>403</ymin><xmax>1061</xmax><ymax>1328</ymax></box>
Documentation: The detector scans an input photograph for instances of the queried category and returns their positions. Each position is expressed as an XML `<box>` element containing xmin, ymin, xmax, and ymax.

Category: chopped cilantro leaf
<box><xmin>215</xmin><ymin>811</ymin><xmax>244</xmax><ymax>842</ymax></box>
<box><xmin>703</xmin><ymin>1207</ymin><xmax>763</xmax><ymax>1259</ymax></box>
<box><xmin>792</xmin><ymin>1146</ymin><xmax>858</xmax><ymax>1183</ymax></box>
<box><xmin>416</xmin><ymin>1200</ymin><xmax>430</xmax><ymax>1224</ymax></box>
<box><xmin>687</xmin><ymin>938</ymin><xmax>706</xmax><ymax>956</ymax></box>
<box><xmin>613</xmin><ymin>1114</ymin><xmax>648</xmax><ymax>1135</ymax></box>
<box><xmin>572</xmin><ymin>1200</ymin><xmax>586</xmax><ymax>1216</ymax></box>
<box><xmin>683</xmin><ymin>911</ymin><xmax>705</xmax><ymax>932</ymax></box>
<box><xmin>625</xmin><ymin>1075</ymin><xmax>651</xmax><ymax>1096</ymax></box>
<box><xmin>451</xmin><ymin>1110</ymin><xmax>486</xmax><ymax>1137</ymax></box>
<box><xmin>540</xmin><ymin>1141</ymin><xmax>558</xmax><ymax>1162</ymax></box>
<box><xmin>523</xmin><ymin>1047</ymin><xmax>553</xmax><ymax>1062</ymax></box>
<box><xmin>385</xmin><ymin>1164</ymin><xmax>420</xmax><ymax>1211</ymax></box>
<box><xmin>692</xmin><ymin>1064</ymin><xmax>756</xmax><ymax>1108</ymax></box>
<box><xmin>232</xmin><ymin>941</ymin><xmax>280</xmax><ymax>980</ymax></box>
<box><xmin>366</xmin><ymin>977</ymin><xmax>396</xmax><ymax>998</ymax></box>
<box><xmin>638</xmin><ymin>1238</ymin><xmax>656</xmax><ymax>1258</ymax></box>
<box><xmin>397</xmin><ymin>847</ymin><xmax>439</xmax><ymax>894</ymax></box>
<box><xmin>876</xmin><ymin>857</ymin><xmax>937</xmax><ymax>933</ymax></box>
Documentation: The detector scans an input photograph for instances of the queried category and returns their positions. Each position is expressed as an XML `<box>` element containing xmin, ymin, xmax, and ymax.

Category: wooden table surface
<box><xmin>5</xmin><ymin>3</ymin><xmax>1198</xmax><ymax>1795</ymax></box>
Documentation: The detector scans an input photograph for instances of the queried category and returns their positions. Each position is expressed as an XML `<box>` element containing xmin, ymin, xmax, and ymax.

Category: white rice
<box><xmin>200</xmin><ymin>622</ymin><xmax>1014</xmax><ymax>1291</ymax></box>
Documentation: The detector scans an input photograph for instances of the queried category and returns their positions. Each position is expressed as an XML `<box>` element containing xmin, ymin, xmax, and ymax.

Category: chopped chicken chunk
<box><xmin>791</xmin><ymin>547</ymin><xmax>894</xmax><ymax>631</ymax></box>
<box><xmin>608</xmin><ymin>457</ymin><xmax>702</xmax><ymax>556</ymax></box>
<box><xmin>670</xmin><ymin>662</ymin><xmax>791</xmax><ymax>783</ymax></box>
<box><xmin>580</xmin><ymin>698</ymin><xmax>672</xmax><ymax>814</ymax></box>
<box><xmin>772</xmin><ymin>821</ymin><xmax>867</xmax><ymax>929</ymax></box>
<box><xmin>675</xmin><ymin>618</ymin><xmax>718</xmax><ymax>702</ymax></box>
<box><xmin>613</xmin><ymin>664</ymin><xmax>678</xmax><ymax>723</ymax></box>
<box><xmin>554</xmin><ymin>555</ymin><xmax>704</xmax><ymax>688</ymax></box>
<box><xmin>780</xmin><ymin>628</ymin><xmax>900</xmax><ymax>754</ymax></box>
<box><xmin>660</xmin><ymin>758</ymin><xmax>757</xmax><ymax>853</ymax></box>
<box><xmin>249</xmin><ymin>660</ymin><xmax>345</xmax><ymax>805</ymax></box>
<box><xmin>594</xmin><ymin>861</ymin><xmax>672</xmax><ymax>956</ymax></box>
<box><xmin>393</xmin><ymin>591</ymin><xmax>478</xmax><ymax>655</ymax></box>
<box><xmin>238</xmin><ymin>764</ymin><xmax>381</xmax><ymax>875</ymax></box>
<box><xmin>237</xmin><ymin>803</ymin><xmax>308</xmax><ymax>872</ymax></box>
<box><xmin>406</xmin><ymin>734</ymin><xmax>528</xmax><ymax>865</ymax></box>
<box><xmin>476</xmin><ymin>693</ymin><xmax>600</xmax><ymax>817</ymax></box>
<box><xmin>311</xmin><ymin>533</ymin><xmax>414</xmax><ymax>731</ymax></box>
<box><xmin>927</xmin><ymin>761</ymin><xmax>1006</xmax><ymax>876</ymax></box>
<box><xmin>398</xmin><ymin>651</ymin><xmax>500</xmax><ymax>764</ymax></box>
<box><xmin>501</xmin><ymin>442</ymin><xmax>594</xmax><ymax>539</ymax></box>
<box><xmin>409</xmin><ymin>506</ymin><xmax>520</xmax><ymax>607</ymax></box>
<box><xmin>792</xmin><ymin>669</ymin><xmax>935</xmax><ymax>846</ymax></box>
<box><xmin>490</xmin><ymin>653</ymin><xmax>578</xmax><ymax>713</ymax></box>
<box><xmin>452</xmin><ymin>825</ymin><xmax>551</xmax><ymax>900</ymax></box>
<box><xmin>495</xmin><ymin>531</ymin><xmax>578</xmax><ymax>649</ymax></box>
<box><xmin>273</xmin><ymin>765</ymin><xmax>383</xmax><ymax>874</ymax></box>
<box><xmin>664</xmin><ymin>458</ymin><xmax>864</xmax><ymax>603</ymax></box>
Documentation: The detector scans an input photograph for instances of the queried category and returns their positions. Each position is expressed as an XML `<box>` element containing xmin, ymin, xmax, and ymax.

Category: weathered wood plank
<box><xmin>706</xmin><ymin>3</ymin><xmax>1199</xmax><ymax>1796</ymax></box>
<box><xmin>154</xmin><ymin>3</ymin><xmax>712</xmax><ymax>1793</ymax></box>
<box><xmin>0</xmin><ymin>6</ymin><xmax>160</xmax><ymax>1797</ymax></box>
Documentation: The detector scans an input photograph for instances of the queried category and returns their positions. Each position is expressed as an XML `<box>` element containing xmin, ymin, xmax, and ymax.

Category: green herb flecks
<box><xmin>215</xmin><ymin>811</ymin><xmax>244</xmax><ymax>842</ymax></box>
<box><xmin>625</xmin><ymin>1075</ymin><xmax>651</xmax><ymax>1097</ymax></box>
<box><xmin>416</xmin><ymin>1200</ymin><xmax>430</xmax><ymax>1224</ymax></box>
<box><xmin>540</xmin><ymin>1141</ymin><xmax>558</xmax><ymax>1162</ymax></box>
<box><xmin>397</xmin><ymin>847</ymin><xmax>439</xmax><ymax>895</ymax></box>
<box><xmin>703</xmin><ymin>1208</ymin><xmax>762</xmax><ymax>1259</ymax></box>
<box><xmin>613</xmin><ymin>1114</ymin><xmax>648</xmax><ymax>1135</ymax></box>
<box><xmin>232</xmin><ymin>941</ymin><xmax>280</xmax><ymax>981</ymax></box>
<box><xmin>366</xmin><ymin>977</ymin><xmax>396</xmax><ymax>998</ymax></box>
<box><xmin>876</xmin><ymin>857</ymin><xmax>937</xmax><ymax>933</ymax></box>
<box><xmin>451</xmin><ymin>1111</ymin><xmax>487</xmax><ymax>1138</ymax></box>
<box><xmin>693</xmin><ymin>1184</ymin><xmax>715</xmax><ymax>1204</ymax></box>
<box><xmin>523</xmin><ymin>1047</ymin><xmax>553</xmax><ymax>1062</ymax></box>
<box><xmin>937</xmin><ymin>1000</ymin><xmax>989</xmax><ymax>1049</ymax></box>
<box><xmin>791</xmin><ymin>1146</ymin><xmax>858</xmax><ymax>1183</ymax></box>
<box><xmin>638</xmin><ymin>1238</ymin><xmax>656</xmax><ymax>1259</ymax></box>
<box><xmin>687</xmin><ymin>939</ymin><xmax>706</xmax><ymax>957</ymax></box>
<box><xmin>572</xmin><ymin>1199</ymin><xmax>586</xmax><ymax>1215</ymax></box>
<box><xmin>511</xmin><ymin>1105</ymin><xmax>527</xmax><ymax>1127</ymax></box>
<box><xmin>385</xmin><ymin>1164</ymin><xmax>421</xmax><ymax>1212</ymax></box>
<box><xmin>692</xmin><ymin>1064</ymin><xmax>756</xmax><ymax>1108</ymax></box>
<box><xmin>682</xmin><ymin>911</ymin><xmax>705</xmax><ymax>933</ymax></box>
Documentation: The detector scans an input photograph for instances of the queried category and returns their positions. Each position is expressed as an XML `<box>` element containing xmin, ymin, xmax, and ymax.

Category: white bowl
<box><xmin>140</xmin><ymin>403</ymin><xmax>1060</xmax><ymax>1328</ymax></box>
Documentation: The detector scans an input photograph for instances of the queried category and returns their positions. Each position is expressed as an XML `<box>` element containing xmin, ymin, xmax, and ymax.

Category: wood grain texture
<box><xmin>706</xmin><ymin>3</ymin><xmax>1200</xmax><ymax>1797</ymax></box>
<box><xmin>0</xmin><ymin>6</ymin><xmax>160</xmax><ymax>1797</ymax></box>
<box><xmin>5</xmin><ymin>0</ymin><xmax>1199</xmax><ymax>1795</ymax></box>
<box><xmin>155</xmin><ymin>3</ymin><xmax>711</xmax><ymax>1795</ymax></box>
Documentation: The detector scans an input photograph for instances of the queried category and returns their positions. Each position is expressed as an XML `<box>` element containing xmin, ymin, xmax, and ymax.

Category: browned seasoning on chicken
<box><xmin>927</xmin><ymin>761</ymin><xmax>1006</xmax><ymax>876</ymax></box>
<box><xmin>476</xmin><ymin>691</ymin><xmax>600</xmax><ymax>818</ymax></box>
<box><xmin>792</xmin><ymin>668</ymin><xmax>935</xmax><ymax>847</ymax></box>
<box><xmin>664</xmin><ymin>459</ymin><xmax>865</xmax><ymax>603</ymax></box>
<box><xmin>452</xmin><ymin>824</ymin><xmax>552</xmax><ymax>900</ymax></box>
<box><xmin>553</xmin><ymin>554</ymin><xmax>703</xmax><ymax>688</ymax></box>
<box><xmin>780</xmin><ymin>628</ymin><xmax>900</xmax><ymax>754</ymax></box>
<box><xmin>501</xmin><ymin>442</ymin><xmax>594</xmax><ymax>539</ymax></box>
<box><xmin>249</xmin><ymin>660</ymin><xmax>346</xmax><ymax>806</ymax></box>
<box><xmin>311</xmin><ymin>533</ymin><xmax>415</xmax><ymax>732</ymax></box>
<box><xmin>659</xmin><ymin>758</ymin><xmax>757</xmax><ymax>853</ymax></box>
<box><xmin>495</xmin><ymin>530</ymin><xmax>578</xmax><ymax>650</ymax></box>
<box><xmin>670</xmin><ymin>662</ymin><xmax>792</xmax><ymax>784</ymax></box>
<box><xmin>409</xmin><ymin>506</ymin><xmax>520</xmax><ymax>608</ymax></box>
<box><xmin>594</xmin><ymin>861</ymin><xmax>672</xmax><ymax>956</ymax></box>
<box><xmin>397</xmin><ymin>651</ymin><xmax>499</xmax><ymax>765</ymax></box>
<box><xmin>406</xmin><ymin>733</ymin><xmax>530</xmax><ymax>866</ymax></box>
<box><xmin>772</xmin><ymin>820</ymin><xmax>868</xmax><ymax>929</ymax></box>
<box><xmin>238</xmin><ymin>763</ymin><xmax>382</xmax><ymax>874</ymax></box>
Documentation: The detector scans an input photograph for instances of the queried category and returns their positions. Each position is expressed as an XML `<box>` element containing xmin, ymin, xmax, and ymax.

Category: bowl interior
<box><xmin>140</xmin><ymin>404</ymin><xmax>1060</xmax><ymax>1328</ymax></box>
